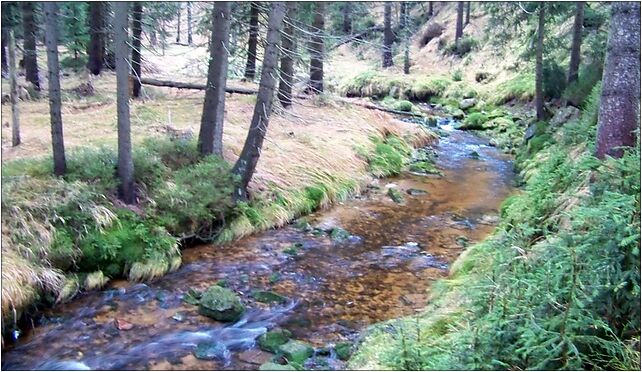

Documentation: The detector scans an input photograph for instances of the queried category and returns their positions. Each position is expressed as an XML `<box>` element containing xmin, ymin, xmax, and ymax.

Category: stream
<box><xmin>1</xmin><ymin>119</ymin><xmax>514</xmax><ymax>370</ymax></box>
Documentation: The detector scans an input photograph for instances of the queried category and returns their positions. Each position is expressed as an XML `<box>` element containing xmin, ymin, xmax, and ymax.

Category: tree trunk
<box><xmin>8</xmin><ymin>30</ymin><xmax>20</xmax><ymax>147</ymax></box>
<box><xmin>343</xmin><ymin>2</ymin><xmax>352</xmax><ymax>34</ymax></box>
<box><xmin>176</xmin><ymin>4</ymin><xmax>181</xmax><ymax>43</ymax></box>
<box><xmin>198</xmin><ymin>2</ymin><xmax>231</xmax><ymax>156</ymax></box>
<box><xmin>307</xmin><ymin>2</ymin><xmax>325</xmax><ymax>93</ymax></box>
<box><xmin>567</xmin><ymin>1</ymin><xmax>584</xmax><ymax>84</ymax></box>
<box><xmin>428</xmin><ymin>1</ymin><xmax>433</xmax><ymax>17</ymax></box>
<box><xmin>399</xmin><ymin>2</ymin><xmax>407</xmax><ymax>30</ymax></box>
<box><xmin>2</xmin><ymin>28</ymin><xmax>8</xmax><ymax>78</ymax></box>
<box><xmin>232</xmin><ymin>2</ymin><xmax>286</xmax><ymax>201</ymax></box>
<box><xmin>535</xmin><ymin>3</ymin><xmax>545</xmax><ymax>121</ymax></box>
<box><xmin>131</xmin><ymin>2</ymin><xmax>143</xmax><ymax>98</ymax></box>
<box><xmin>465</xmin><ymin>1</ymin><xmax>471</xmax><ymax>25</ymax></box>
<box><xmin>87</xmin><ymin>2</ymin><xmax>105</xmax><ymax>75</ymax></box>
<box><xmin>114</xmin><ymin>2</ymin><xmax>135</xmax><ymax>204</ymax></box>
<box><xmin>595</xmin><ymin>2</ymin><xmax>640</xmax><ymax>159</ymax></box>
<box><xmin>44</xmin><ymin>3</ymin><xmax>66</xmax><ymax>176</ymax></box>
<box><xmin>22</xmin><ymin>2</ymin><xmax>40</xmax><ymax>91</ymax></box>
<box><xmin>244</xmin><ymin>2</ymin><xmax>260</xmax><ymax>81</ymax></box>
<box><xmin>402</xmin><ymin>2</ymin><xmax>410</xmax><ymax>74</ymax></box>
<box><xmin>187</xmin><ymin>2</ymin><xmax>193</xmax><ymax>45</ymax></box>
<box><xmin>278</xmin><ymin>2</ymin><xmax>297</xmax><ymax>108</ymax></box>
<box><xmin>455</xmin><ymin>1</ymin><xmax>464</xmax><ymax>45</ymax></box>
<box><xmin>382</xmin><ymin>2</ymin><xmax>394</xmax><ymax>68</ymax></box>
<box><xmin>150</xmin><ymin>29</ymin><xmax>157</xmax><ymax>46</ymax></box>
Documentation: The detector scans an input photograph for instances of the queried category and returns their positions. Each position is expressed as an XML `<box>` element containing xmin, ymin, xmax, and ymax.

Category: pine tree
<box><xmin>244</xmin><ymin>2</ymin><xmax>260</xmax><ymax>81</ymax></box>
<box><xmin>131</xmin><ymin>2</ymin><xmax>143</xmax><ymax>98</ymax></box>
<box><xmin>87</xmin><ymin>2</ymin><xmax>105</xmax><ymax>75</ymax></box>
<box><xmin>382</xmin><ymin>2</ymin><xmax>394</xmax><ymax>68</ymax></box>
<box><xmin>233</xmin><ymin>2</ymin><xmax>286</xmax><ymax>201</ymax></box>
<box><xmin>44</xmin><ymin>2</ymin><xmax>66</xmax><ymax>176</ymax></box>
<box><xmin>198</xmin><ymin>2</ymin><xmax>231</xmax><ymax>156</ymax></box>
<box><xmin>307</xmin><ymin>2</ymin><xmax>325</xmax><ymax>93</ymax></box>
<box><xmin>567</xmin><ymin>2</ymin><xmax>584</xmax><ymax>84</ymax></box>
<box><xmin>21</xmin><ymin>2</ymin><xmax>40</xmax><ymax>91</ymax></box>
<box><xmin>114</xmin><ymin>1</ymin><xmax>135</xmax><ymax>203</ymax></box>
<box><xmin>278</xmin><ymin>2</ymin><xmax>297</xmax><ymax>108</ymax></box>
<box><xmin>595</xmin><ymin>2</ymin><xmax>640</xmax><ymax>159</ymax></box>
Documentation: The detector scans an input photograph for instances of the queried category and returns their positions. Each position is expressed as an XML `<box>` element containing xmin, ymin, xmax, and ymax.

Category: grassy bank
<box><xmin>1</xmin><ymin>76</ymin><xmax>437</xmax><ymax>336</ymax></box>
<box><xmin>349</xmin><ymin>85</ymin><xmax>641</xmax><ymax>370</ymax></box>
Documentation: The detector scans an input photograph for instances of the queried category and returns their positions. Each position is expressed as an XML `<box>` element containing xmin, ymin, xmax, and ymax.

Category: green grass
<box><xmin>488</xmin><ymin>73</ymin><xmax>535</xmax><ymax>105</ymax></box>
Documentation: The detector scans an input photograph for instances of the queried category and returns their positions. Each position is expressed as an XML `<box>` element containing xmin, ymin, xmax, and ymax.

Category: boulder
<box><xmin>451</xmin><ymin>109</ymin><xmax>465</xmax><ymax>119</ymax></box>
<box><xmin>406</xmin><ymin>188</ymin><xmax>429</xmax><ymax>196</ymax></box>
<box><xmin>549</xmin><ymin>106</ymin><xmax>580</xmax><ymax>127</ymax></box>
<box><xmin>198</xmin><ymin>285</ymin><xmax>245</xmax><ymax>322</ymax></box>
<box><xmin>459</xmin><ymin>98</ymin><xmax>477</xmax><ymax>110</ymax></box>
<box><xmin>278</xmin><ymin>340</ymin><xmax>314</xmax><ymax>365</ymax></box>
<box><xmin>258</xmin><ymin>328</ymin><xmax>292</xmax><ymax>353</ymax></box>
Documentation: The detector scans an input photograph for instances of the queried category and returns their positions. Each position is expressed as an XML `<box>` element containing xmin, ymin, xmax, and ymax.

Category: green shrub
<box><xmin>459</xmin><ymin>112</ymin><xmax>489</xmax><ymax>130</ymax></box>
<box><xmin>394</xmin><ymin>100</ymin><xmax>414</xmax><ymax>112</ymax></box>
<box><xmin>410</xmin><ymin>78</ymin><xmax>450</xmax><ymax>101</ymax></box>
<box><xmin>543</xmin><ymin>60</ymin><xmax>567</xmax><ymax>99</ymax></box>
<box><xmin>452</xmin><ymin>69</ymin><xmax>463</xmax><ymax>82</ymax></box>
<box><xmin>562</xmin><ymin>62</ymin><xmax>603</xmax><ymax>107</ymax></box>
<box><xmin>65</xmin><ymin>146</ymin><xmax>118</xmax><ymax>192</ymax></box>
<box><xmin>60</xmin><ymin>55</ymin><xmax>88</xmax><ymax>72</ymax></box>
<box><xmin>444</xmin><ymin>37</ymin><xmax>478</xmax><ymax>57</ymax></box>
<box><xmin>491</xmin><ymin>73</ymin><xmax>535</xmax><ymax>105</ymax></box>
<box><xmin>366</xmin><ymin>135</ymin><xmax>413</xmax><ymax>178</ymax></box>
<box><xmin>142</xmin><ymin>137</ymin><xmax>201</xmax><ymax>170</ymax></box>
<box><xmin>152</xmin><ymin>155</ymin><xmax>235</xmax><ymax>238</ymax></box>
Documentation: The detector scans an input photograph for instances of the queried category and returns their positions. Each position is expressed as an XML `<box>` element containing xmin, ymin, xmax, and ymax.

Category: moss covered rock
<box><xmin>387</xmin><ymin>188</ymin><xmax>405</xmax><ymax>204</ymax></box>
<box><xmin>259</xmin><ymin>362</ymin><xmax>296</xmax><ymax>371</ymax></box>
<box><xmin>334</xmin><ymin>342</ymin><xmax>353</xmax><ymax>361</ymax></box>
<box><xmin>252</xmin><ymin>290</ymin><xmax>288</xmax><ymax>304</ymax></box>
<box><xmin>198</xmin><ymin>285</ymin><xmax>245</xmax><ymax>322</ymax></box>
<box><xmin>193</xmin><ymin>342</ymin><xmax>230</xmax><ymax>361</ymax></box>
<box><xmin>258</xmin><ymin>328</ymin><xmax>292</xmax><ymax>353</ymax></box>
<box><xmin>330</xmin><ymin>227</ymin><xmax>350</xmax><ymax>242</ymax></box>
<box><xmin>278</xmin><ymin>340</ymin><xmax>314</xmax><ymax>365</ymax></box>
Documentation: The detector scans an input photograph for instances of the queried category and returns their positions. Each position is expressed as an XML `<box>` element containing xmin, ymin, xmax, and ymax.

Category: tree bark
<box><xmin>535</xmin><ymin>3</ymin><xmax>545</xmax><ymax>121</ymax></box>
<box><xmin>465</xmin><ymin>1</ymin><xmax>471</xmax><ymax>25</ymax></box>
<box><xmin>455</xmin><ymin>2</ymin><xmax>464</xmax><ymax>45</ymax></box>
<box><xmin>198</xmin><ymin>2</ymin><xmax>231</xmax><ymax>156</ymax></box>
<box><xmin>567</xmin><ymin>2</ymin><xmax>584</xmax><ymax>84</ymax></box>
<box><xmin>595</xmin><ymin>2</ymin><xmax>640</xmax><ymax>159</ymax></box>
<box><xmin>399</xmin><ymin>2</ymin><xmax>407</xmax><ymax>30</ymax></box>
<box><xmin>232</xmin><ymin>2</ymin><xmax>286</xmax><ymax>201</ymax></box>
<box><xmin>176</xmin><ymin>4</ymin><xmax>181</xmax><ymax>43</ymax></box>
<box><xmin>382</xmin><ymin>2</ymin><xmax>394</xmax><ymax>68</ymax></box>
<box><xmin>402</xmin><ymin>2</ymin><xmax>410</xmax><ymax>74</ymax></box>
<box><xmin>244</xmin><ymin>2</ymin><xmax>260</xmax><ymax>81</ymax></box>
<box><xmin>187</xmin><ymin>2</ymin><xmax>193</xmax><ymax>45</ymax></box>
<box><xmin>22</xmin><ymin>2</ymin><xmax>40</xmax><ymax>91</ymax></box>
<box><xmin>131</xmin><ymin>2</ymin><xmax>143</xmax><ymax>98</ymax></box>
<box><xmin>87</xmin><ymin>2</ymin><xmax>105</xmax><ymax>75</ymax></box>
<box><xmin>278</xmin><ymin>2</ymin><xmax>297</xmax><ymax>108</ymax></box>
<box><xmin>307</xmin><ymin>2</ymin><xmax>325</xmax><ymax>93</ymax></box>
<box><xmin>115</xmin><ymin>2</ymin><xmax>135</xmax><ymax>204</ymax></box>
<box><xmin>2</xmin><ymin>28</ymin><xmax>8</xmax><ymax>78</ymax></box>
<box><xmin>428</xmin><ymin>2</ymin><xmax>433</xmax><ymax>17</ymax></box>
<box><xmin>8</xmin><ymin>30</ymin><xmax>20</xmax><ymax>147</ymax></box>
<box><xmin>44</xmin><ymin>3</ymin><xmax>66</xmax><ymax>176</ymax></box>
<box><xmin>343</xmin><ymin>2</ymin><xmax>352</xmax><ymax>34</ymax></box>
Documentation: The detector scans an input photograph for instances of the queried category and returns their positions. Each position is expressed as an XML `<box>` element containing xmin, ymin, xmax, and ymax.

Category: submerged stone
<box><xmin>330</xmin><ymin>227</ymin><xmax>351</xmax><ymax>242</ymax></box>
<box><xmin>198</xmin><ymin>285</ymin><xmax>245</xmax><ymax>322</ymax></box>
<box><xmin>182</xmin><ymin>288</ymin><xmax>202</xmax><ymax>306</ymax></box>
<box><xmin>258</xmin><ymin>328</ymin><xmax>292</xmax><ymax>353</ymax></box>
<box><xmin>278</xmin><ymin>340</ymin><xmax>314</xmax><ymax>365</ymax></box>
<box><xmin>468</xmin><ymin>151</ymin><xmax>481</xmax><ymax>160</ymax></box>
<box><xmin>252</xmin><ymin>290</ymin><xmax>288</xmax><ymax>304</ymax></box>
<box><xmin>193</xmin><ymin>342</ymin><xmax>230</xmax><ymax>361</ymax></box>
<box><xmin>406</xmin><ymin>188</ymin><xmax>429</xmax><ymax>196</ymax></box>
<box><xmin>259</xmin><ymin>362</ymin><xmax>296</xmax><ymax>371</ymax></box>
<box><xmin>387</xmin><ymin>188</ymin><xmax>405</xmax><ymax>204</ymax></box>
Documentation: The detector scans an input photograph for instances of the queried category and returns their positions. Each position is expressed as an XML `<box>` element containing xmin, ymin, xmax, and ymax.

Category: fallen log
<box><xmin>138</xmin><ymin>77</ymin><xmax>422</xmax><ymax>117</ymax></box>
<box><xmin>138</xmin><ymin>77</ymin><xmax>259</xmax><ymax>95</ymax></box>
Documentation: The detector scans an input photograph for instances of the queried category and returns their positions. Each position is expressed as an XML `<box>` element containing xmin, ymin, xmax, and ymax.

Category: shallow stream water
<box><xmin>1</xmin><ymin>120</ymin><xmax>514</xmax><ymax>370</ymax></box>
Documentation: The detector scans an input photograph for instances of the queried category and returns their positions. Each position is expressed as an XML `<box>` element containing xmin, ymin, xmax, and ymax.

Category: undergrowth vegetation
<box><xmin>351</xmin><ymin>84</ymin><xmax>641</xmax><ymax>370</ymax></box>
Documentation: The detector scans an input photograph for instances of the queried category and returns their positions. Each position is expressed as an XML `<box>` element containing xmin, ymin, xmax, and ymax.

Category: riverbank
<box><xmin>1</xmin><ymin>76</ymin><xmax>437</xmax><ymax>337</ymax></box>
<box><xmin>349</xmin><ymin>86</ymin><xmax>641</xmax><ymax>370</ymax></box>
